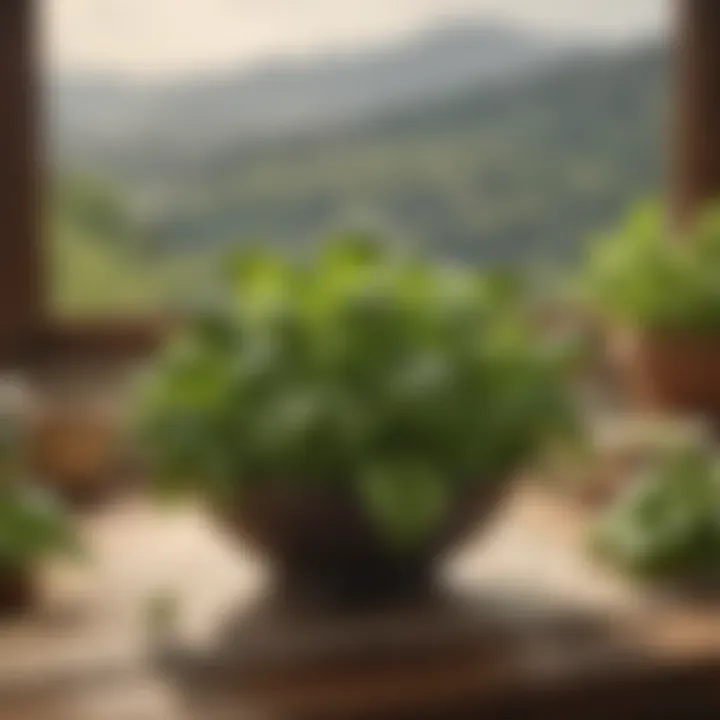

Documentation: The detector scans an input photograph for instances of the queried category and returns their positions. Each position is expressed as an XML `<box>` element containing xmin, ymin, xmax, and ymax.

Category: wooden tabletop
<box><xmin>3</xmin><ymin>485</ymin><xmax>720</xmax><ymax>719</ymax></box>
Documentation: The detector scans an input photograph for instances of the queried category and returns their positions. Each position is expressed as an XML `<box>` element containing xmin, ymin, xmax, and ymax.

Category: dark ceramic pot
<box><xmin>215</xmin><ymin>481</ymin><xmax>507</xmax><ymax>607</ymax></box>
<box><xmin>0</xmin><ymin>566</ymin><xmax>35</xmax><ymax>616</ymax></box>
<box><xmin>609</xmin><ymin>328</ymin><xmax>720</xmax><ymax>422</ymax></box>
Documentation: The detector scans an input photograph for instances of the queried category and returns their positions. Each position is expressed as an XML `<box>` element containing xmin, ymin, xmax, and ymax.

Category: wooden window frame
<box><xmin>0</xmin><ymin>1</ymin><xmax>718</xmax><ymax>365</ymax></box>
<box><xmin>0</xmin><ymin>0</ymin><xmax>163</xmax><ymax>366</ymax></box>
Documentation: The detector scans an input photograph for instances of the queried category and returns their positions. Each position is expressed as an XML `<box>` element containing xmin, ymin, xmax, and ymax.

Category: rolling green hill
<box><xmin>139</xmin><ymin>44</ymin><xmax>668</xmax><ymax>266</ymax></box>
<box><xmin>54</xmin><ymin>42</ymin><xmax>669</xmax><ymax>314</ymax></box>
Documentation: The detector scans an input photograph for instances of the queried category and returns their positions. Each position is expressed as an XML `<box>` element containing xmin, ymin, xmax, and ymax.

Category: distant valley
<box><xmin>51</xmin><ymin>23</ymin><xmax>669</xmax><ymax>313</ymax></box>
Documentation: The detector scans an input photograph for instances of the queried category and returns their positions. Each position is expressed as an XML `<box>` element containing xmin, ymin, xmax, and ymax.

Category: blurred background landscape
<box><xmin>45</xmin><ymin>0</ymin><xmax>668</xmax><ymax>316</ymax></box>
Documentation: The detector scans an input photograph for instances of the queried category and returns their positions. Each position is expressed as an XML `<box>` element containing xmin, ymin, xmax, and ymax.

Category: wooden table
<box><xmin>3</xmin><ymin>485</ymin><xmax>720</xmax><ymax>719</ymax></box>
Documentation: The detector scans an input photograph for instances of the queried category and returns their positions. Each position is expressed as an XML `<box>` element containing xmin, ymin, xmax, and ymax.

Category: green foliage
<box><xmin>0</xmin><ymin>382</ymin><xmax>81</xmax><ymax>571</ymax></box>
<box><xmin>592</xmin><ymin>442</ymin><xmax>720</xmax><ymax>581</ymax></box>
<box><xmin>54</xmin><ymin>176</ymin><xmax>132</xmax><ymax>244</ymax></box>
<box><xmin>137</xmin><ymin>236</ymin><xmax>573</xmax><ymax>545</ymax></box>
<box><xmin>582</xmin><ymin>202</ymin><xmax>720</xmax><ymax>330</ymax></box>
<box><xmin>0</xmin><ymin>484</ymin><xmax>81</xmax><ymax>571</ymax></box>
<box><xmin>52</xmin><ymin>177</ymin><xmax>219</xmax><ymax>317</ymax></box>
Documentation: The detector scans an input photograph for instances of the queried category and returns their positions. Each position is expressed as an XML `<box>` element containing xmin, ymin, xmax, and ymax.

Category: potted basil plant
<box><xmin>0</xmin><ymin>378</ymin><xmax>81</xmax><ymax>614</ymax></box>
<box><xmin>0</xmin><ymin>482</ymin><xmax>80</xmax><ymax>614</ymax></box>
<box><xmin>592</xmin><ymin>439</ymin><xmax>720</xmax><ymax>587</ymax></box>
<box><xmin>582</xmin><ymin>201</ymin><xmax>720</xmax><ymax>421</ymax></box>
<box><xmin>137</xmin><ymin>237</ymin><xmax>573</xmax><ymax>605</ymax></box>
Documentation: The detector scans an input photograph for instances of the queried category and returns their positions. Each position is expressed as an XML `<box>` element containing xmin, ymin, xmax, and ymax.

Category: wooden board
<box><xmin>3</xmin><ymin>486</ymin><xmax>720</xmax><ymax>718</ymax></box>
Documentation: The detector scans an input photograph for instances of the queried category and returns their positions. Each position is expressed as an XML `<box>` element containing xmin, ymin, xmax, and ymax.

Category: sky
<box><xmin>46</xmin><ymin>0</ymin><xmax>669</xmax><ymax>78</ymax></box>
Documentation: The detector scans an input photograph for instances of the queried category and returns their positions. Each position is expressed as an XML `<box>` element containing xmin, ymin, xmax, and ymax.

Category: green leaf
<box><xmin>591</xmin><ymin>442</ymin><xmax>720</xmax><ymax>580</ymax></box>
<box><xmin>359</xmin><ymin>462</ymin><xmax>449</xmax><ymax>549</ymax></box>
<box><xmin>0</xmin><ymin>484</ymin><xmax>83</xmax><ymax>567</ymax></box>
<box><xmin>583</xmin><ymin>199</ymin><xmax>720</xmax><ymax>329</ymax></box>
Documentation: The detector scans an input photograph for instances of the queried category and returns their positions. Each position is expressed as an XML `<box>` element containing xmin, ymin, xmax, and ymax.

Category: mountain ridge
<box><xmin>129</xmin><ymin>42</ymin><xmax>668</xmax><ymax>264</ymax></box>
<box><xmin>51</xmin><ymin>21</ymin><xmax>578</xmax><ymax>165</ymax></box>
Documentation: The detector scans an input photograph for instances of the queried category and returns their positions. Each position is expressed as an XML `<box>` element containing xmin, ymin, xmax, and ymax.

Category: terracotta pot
<box><xmin>0</xmin><ymin>565</ymin><xmax>35</xmax><ymax>616</ymax></box>
<box><xmin>215</xmin><ymin>480</ymin><xmax>506</xmax><ymax>607</ymax></box>
<box><xmin>608</xmin><ymin>327</ymin><xmax>720</xmax><ymax>421</ymax></box>
<box><xmin>28</xmin><ymin>396</ymin><xmax>124</xmax><ymax>507</ymax></box>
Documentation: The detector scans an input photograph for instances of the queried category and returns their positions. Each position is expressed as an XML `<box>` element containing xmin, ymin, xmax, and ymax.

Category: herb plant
<box><xmin>592</xmin><ymin>441</ymin><xmax>720</xmax><ymax>581</ymax></box>
<box><xmin>581</xmin><ymin>202</ymin><xmax>720</xmax><ymax>330</ymax></box>
<box><xmin>0</xmin><ymin>380</ymin><xmax>80</xmax><ymax>572</ymax></box>
<box><xmin>0</xmin><ymin>483</ymin><xmax>80</xmax><ymax>571</ymax></box>
<box><xmin>137</xmin><ymin>237</ymin><xmax>573</xmax><ymax>545</ymax></box>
